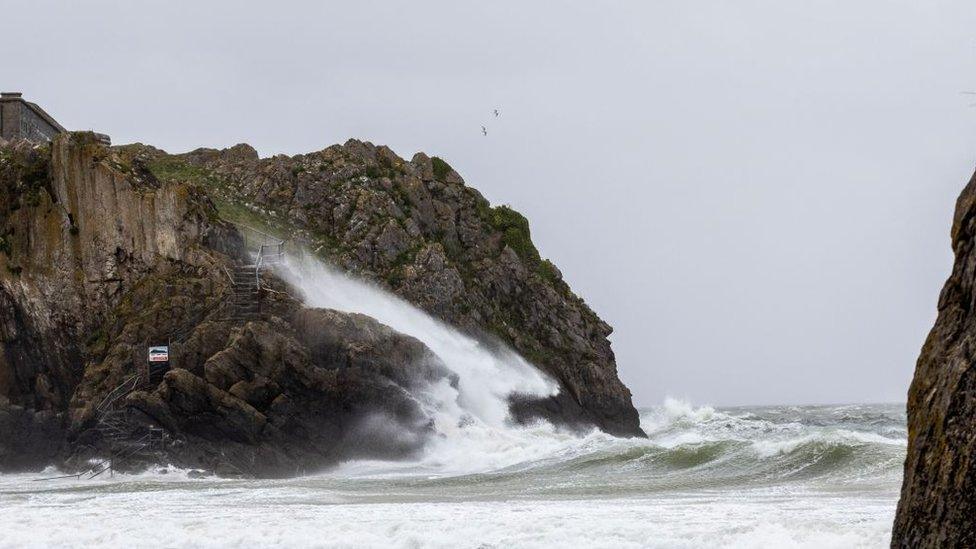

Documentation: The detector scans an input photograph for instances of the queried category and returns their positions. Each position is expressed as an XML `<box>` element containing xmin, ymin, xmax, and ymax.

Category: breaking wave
<box><xmin>0</xmin><ymin>401</ymin><xmax>905</xmax><ymax>548</ymax></box>
<box><xmin>0</xmin><ymin>253</ymin><xmax>905</xmax><ymax>547</ymax></box>
<box><xmin>277</xmin><ymin>253</ymin><xmax>904</xmax><ymax>493</ymax></box>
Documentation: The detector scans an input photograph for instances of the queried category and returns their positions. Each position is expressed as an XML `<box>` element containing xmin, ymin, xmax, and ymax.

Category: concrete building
<box><xmin>0</xmin><ymin>92</ymin><xmax>66</xmax><ymax>142</ymax></box>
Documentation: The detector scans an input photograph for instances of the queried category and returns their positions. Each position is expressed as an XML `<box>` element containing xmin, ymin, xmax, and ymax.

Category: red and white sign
<box><xmin>148</xmin><ymin>346</ymin><xmax>169</xmax><ymax>363</ymax></box>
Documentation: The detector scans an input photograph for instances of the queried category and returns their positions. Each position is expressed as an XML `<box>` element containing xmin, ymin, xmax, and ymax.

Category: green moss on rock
<box><xmin>147</xmin><ymin>157</ymin><xmax>220</xmax><ymax>187</ymax></box>
<box><xmin>490</xmin><ymin>205</ymin><xmax>541</xmax><ymax>265</ymax></box>
<box><xmin>431</xmin><ymin>157</ymin><xmax>452</xmax><ymax>180</ymax></box>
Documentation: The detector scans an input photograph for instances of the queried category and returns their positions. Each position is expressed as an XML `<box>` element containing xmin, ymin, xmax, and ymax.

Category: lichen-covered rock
<box><xmin>893</xmin><ymin>169</ymin><xmax>976</xmax><ymax>547</ymax></box>
<box><xmin>178</xmin><ymin>140</ymin><xmax>643</xmax><ymax>436</ymax></box>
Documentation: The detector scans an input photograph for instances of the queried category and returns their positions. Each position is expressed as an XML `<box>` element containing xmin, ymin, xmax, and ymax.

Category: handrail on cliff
<box><xmin>230</xmin><ymin>221</ymin><xmax>285</xmax><ymax>251</ymax></box>
<box><xmin>254</xmin><ymin>242</ymin><xmax>284</xmax><ymax>290</ymax></box>
<box><xmin>95</xmin><ymin>374</ymin><xmax>142</xmax><ymax>414</ymax></box>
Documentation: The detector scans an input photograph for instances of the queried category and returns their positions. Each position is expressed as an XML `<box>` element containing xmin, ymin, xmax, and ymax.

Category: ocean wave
<box><xmin>5</xmin><ymin>401</ymin><xmax>905</xmax><ymax>497</ymax></box>
<box><xmin>483</xmin><ymin>399</ymin><xmax>909</xmax><ymax>492</ymax></box>
<box><xmin>0</xmin><ymin>401</ymin><xmax>904</xmax><ymax>549</ymax></box>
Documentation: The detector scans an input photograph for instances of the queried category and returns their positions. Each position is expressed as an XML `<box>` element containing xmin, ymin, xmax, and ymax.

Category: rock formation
<box><xmin>177</xmin><ymin>141</ymin><xmax>641</xmax><ymax>436</ymax></box>
<box><xmin>0</xmin><ymin>131</ymin><xmax>643</xmax><ymax>476</ymax></box>
<box><xmin>893</xmin><ymin>168</ymin><xmax>976</xmax><ymax>546</ymax></box>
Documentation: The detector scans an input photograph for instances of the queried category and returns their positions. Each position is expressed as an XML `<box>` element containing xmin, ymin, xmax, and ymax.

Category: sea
<box><xmin>0</xmin><ymin>402</ymin><xmax>905</xmax><ymax>548</ymax></box>
<box><xmin>0</xmin><ymin>255</ymin><xmax>906</xmax><ymax>548</ymax></box>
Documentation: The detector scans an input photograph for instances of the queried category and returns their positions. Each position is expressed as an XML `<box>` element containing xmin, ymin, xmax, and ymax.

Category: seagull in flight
<box><xmin>482</xmin><ymin>126</ymin><xmax>487</xmax><ymax>136</ymax></box>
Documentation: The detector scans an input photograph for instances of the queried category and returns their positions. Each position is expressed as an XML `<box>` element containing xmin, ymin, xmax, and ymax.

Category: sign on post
<box><xmin>148</xmin><ymin>346</ymin><xmax>169</xmax><ymax>362</ymax></box>
<box><xmin>148</xmin><ymin>345</ymin><xmax>170</xmax><ymax>384</ymax></box>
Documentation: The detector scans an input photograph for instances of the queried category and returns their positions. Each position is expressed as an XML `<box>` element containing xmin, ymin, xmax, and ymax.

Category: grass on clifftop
<box><xmin>147</xmin><ymin>157</ymin><xmax>224</xmax><ymax>188</ymax></box>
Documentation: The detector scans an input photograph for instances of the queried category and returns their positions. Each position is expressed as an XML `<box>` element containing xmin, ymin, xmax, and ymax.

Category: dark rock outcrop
<box><xmin>0</xmin><ymin>130</ymin><xmax>644</xmax><ymax>475</ymax></box>
<box><xmin>123</xmin><ymin>310</ymin><xmax>443</xmax><ymax>476</ymax></box>
<box><xmin>893</xmin><ymin>168</ymin><xmax>976</xmax><ymax>546</ymax></box>
<box><xmin>0</xmin><ymin>134</ymin><xmax>448</xmax><ymax>474</ymax></box>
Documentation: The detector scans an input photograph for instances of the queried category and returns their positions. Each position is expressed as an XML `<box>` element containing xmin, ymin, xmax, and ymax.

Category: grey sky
<box><xmin>5</xmin><ymin>0</ymin><xmax>976</xmax><ymax>406</ymax></box>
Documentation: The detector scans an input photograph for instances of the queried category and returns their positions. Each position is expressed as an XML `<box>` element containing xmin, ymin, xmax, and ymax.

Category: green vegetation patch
<box><xmin>475</xmin><ymin>201</ymin><xmax>570</xmax><ymax>291</ymax></box>
<box><xmin>147</xmin><ymin>157</ymin><xmax>223</xmax><ymax>188</ymax></box>
<box><xmin>1</xmin><ymin>144</ymin><xmax>52</xmax><ymax>210</ymax></box>
<box><xmin>363</xmin><ymin>165</ymin><xmax>400</xmax><ymax>179</ymax></box>
<box><xmin>20</xmin><ymin>154</ymin><xmax>49</xmax><ymax>189</ymax></box>
<box><xmin>538</xmin><ymin>259</ymin><xmax>560</xmax><ymax>284</ymax></box>
<box><xmin>490</xmin><ymin>205</ymin><xmax>541</xmax><ymax>266</ymax></box>
<box><xmin>213</xmin><ymin>199</ymin><xmax>286</xmax><ymax>238</ymax></box>
<box><xmin>431</xmin><ymin>157</ymin><xmax>452</xmax><ymax>180</ymax></box>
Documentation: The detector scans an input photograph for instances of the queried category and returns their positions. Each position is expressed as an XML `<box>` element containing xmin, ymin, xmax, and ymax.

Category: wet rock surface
<box><xmin>125</xmin><ymin>310</ymin><xmax>441</xmax><ymax>476</ymax></box>
<box><xmin>893</xmin><ymin>168</ymin><xmax>976</xmax><ymax>547</ymax></box>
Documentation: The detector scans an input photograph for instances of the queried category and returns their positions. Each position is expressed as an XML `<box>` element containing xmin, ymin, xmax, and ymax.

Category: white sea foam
<box><xmin>0</xmin><ymin>476</ymin><xmax>896</xmax><ymax>549</ymax></box>
<box><xmin>0</xmin><ymin>401</ymin><xmax>905</xmax><ymax>548</ymax></box>
<box><xmin>0</xmin><ymin>253</ymin><xmax>907</xmax><ymax>547</ymax></box>
<box><xmin>752</xmin><ymin>429</ymin><xmax>907</xmax><ymax>459</ymax></box>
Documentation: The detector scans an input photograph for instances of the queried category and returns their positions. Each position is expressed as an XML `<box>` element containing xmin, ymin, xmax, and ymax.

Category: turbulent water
<box><xmin>0</xmin><ymin>256</ymin><xmax>906</xmax><ymax>547</ymax></box>
<box><xmin>0</xmin><ymin>402</ymin><xmax>905</xmax><ymax>548</ymax></box>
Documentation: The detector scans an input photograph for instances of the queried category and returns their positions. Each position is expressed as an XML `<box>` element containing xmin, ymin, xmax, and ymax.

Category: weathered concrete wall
<box><xmin>0</xmin><ymin>93</ymin><xmax>64</xmax><ymax>142</ymax></box>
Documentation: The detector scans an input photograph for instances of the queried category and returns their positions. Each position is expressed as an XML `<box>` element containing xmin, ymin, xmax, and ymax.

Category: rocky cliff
<box><xmin>0</xmin><ymin>132</ymin><xmax>642</xmax><ymax>476</ymax></box>
<box><xmin>174</xmin><ymin>141</ymin><xmax>641</xmax><ymax>436</ymax></box>
<box><xmin>893</xmin><ymin>168</ymin><xmax>976</xmax><ymax>546</ymax></box>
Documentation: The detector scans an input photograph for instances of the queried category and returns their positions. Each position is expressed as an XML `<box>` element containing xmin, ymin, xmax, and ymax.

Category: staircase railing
<box><xmin>95</xmin><ymin>374</ymin><xmax>142</xmax><ymax>415</ymax></box>
<box><xmin>254</xmin><ymin>242</ymin><xmax>284</xmax><ymax>290</ymax></box>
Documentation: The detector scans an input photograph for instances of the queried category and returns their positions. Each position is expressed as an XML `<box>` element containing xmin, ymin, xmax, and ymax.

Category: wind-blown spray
<box><xmin>279</xmin><ymin>252</ymin><xmax>566</xmax><ymax>471</ymax></box>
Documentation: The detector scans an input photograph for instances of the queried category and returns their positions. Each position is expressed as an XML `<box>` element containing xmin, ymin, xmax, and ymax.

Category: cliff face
<box><xmin>0</xmin><ymin>133</ymin><xmax>239</xmax><ymax>467</ymax></box>
<box><xmin>175</xmin><ymin>141</ymin><xmax>642</xmax><ymax>436</ymax></box>
<box><xmin>0</xmin><ymin>131</ymin><xmax>643</xmax><ymax>475</ymax></box>
<box><xmin>893</xmin><ymin>169</ymin><xmax>976</xmax><ymax>546</ymax></box>
<box><xmin>0</xmin><ymin>134</ymin><xmax>232</xmax><ymax>410</ymax></box>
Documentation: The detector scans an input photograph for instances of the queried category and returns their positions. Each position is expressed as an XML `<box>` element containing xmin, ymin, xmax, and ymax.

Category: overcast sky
<box><xmin>6</xmin><ymin>1</ymin><xmax>976</xmax><ymax>406</ymax></box>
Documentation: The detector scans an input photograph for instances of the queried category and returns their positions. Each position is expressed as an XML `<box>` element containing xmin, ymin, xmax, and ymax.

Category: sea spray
<box><xmin>0</xmin><ymin>403</ymin><xmax>906</xmax><ymax>548</ymax></box>
<box><xmin>278</xmin><ymin>251</ymin><xmax>572</xmax><ymax>473</ymax></box>
<box><xmin>276</xmin><ymin>254</ymin><xmax>908</xmax><ymax>482</ymax></box>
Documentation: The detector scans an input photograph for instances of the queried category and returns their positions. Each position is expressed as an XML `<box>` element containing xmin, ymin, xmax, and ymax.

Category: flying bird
<box><xmin>482</xmin><ymin>126</ymin><xmax>487</xmax><ymax>136</ymax></box>
<box><xmin>493</xmin><ymin>109</ymin><xmax>500</xmax><ymax>117</ymax></box>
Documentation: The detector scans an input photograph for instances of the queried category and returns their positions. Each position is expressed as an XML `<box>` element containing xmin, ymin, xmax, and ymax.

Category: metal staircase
<box><xmin>229</xmin><ymin>264</ymin><xmax>261</xmax><ymax>321</ymax></box>
<box><xmin>226</xmin><ymin>233</ymin><xmax>284</xmax><ymax>321</ymax></box>
<box><xmin>82</xmin><ymin>224</ymin><xmax>286</xmax><ymax>478</ymax></box>
<box><xmin>89</xmin><ymin>373</ymin><xmax>164</xmax><ymax>477</ymax></box>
